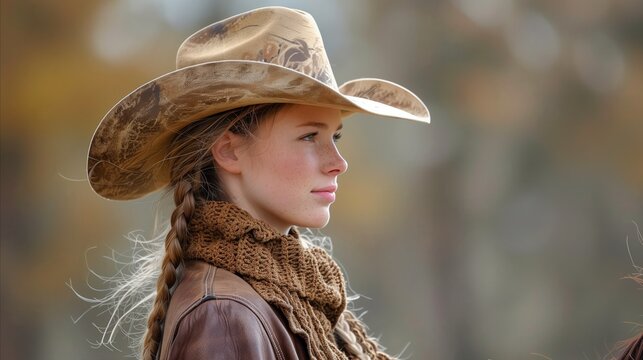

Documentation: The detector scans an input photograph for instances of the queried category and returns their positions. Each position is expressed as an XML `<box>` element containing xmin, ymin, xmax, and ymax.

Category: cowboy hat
<box><xmin>88</xmin><ymin>6</ymin><xmax>430</xmax><ymax>200</ymax></box>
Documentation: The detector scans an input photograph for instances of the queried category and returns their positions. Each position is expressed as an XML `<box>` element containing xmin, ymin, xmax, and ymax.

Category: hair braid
<box><xmin>335</xmin><ymin>310</ymin><xmax>397</xmax><ymax>360</ymax></box>
<box><xmin>335</xmin><ymin>313</ymin><xmax>369</xmax><ymax>360</ymax></box>
<box><xmin>141</xmin><ymin>177</ymin><xmax>196</xmax><ymax>360</ymax></box>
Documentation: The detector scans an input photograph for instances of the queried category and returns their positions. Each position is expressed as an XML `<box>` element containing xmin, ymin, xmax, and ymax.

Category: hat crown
<box><xmin>176</xmin><ymin>7</ymin><xmax>337</xmax><ymax>88</ymax></box>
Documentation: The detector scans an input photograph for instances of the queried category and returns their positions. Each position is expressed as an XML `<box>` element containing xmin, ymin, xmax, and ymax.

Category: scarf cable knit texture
<box><xmin>185</xmin><ymin>200</ymin><xmax>391</xmax><ymax>360</ymax></box>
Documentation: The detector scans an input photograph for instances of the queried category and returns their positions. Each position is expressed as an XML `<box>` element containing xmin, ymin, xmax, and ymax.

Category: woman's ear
<box><xmin>210</xmin><ymin>131</ymin><xmax>244</xmax><ymax>174</ymax></box>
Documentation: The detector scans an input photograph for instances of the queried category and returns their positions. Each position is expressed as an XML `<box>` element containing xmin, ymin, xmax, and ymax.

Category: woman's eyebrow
<box><xmin>297</xmin><ymin>121</ymin><xmax>343</xmax><ymax>130</ymax></box>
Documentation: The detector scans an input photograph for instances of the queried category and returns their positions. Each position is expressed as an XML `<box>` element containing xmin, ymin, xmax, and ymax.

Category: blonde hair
<box><xmin>73</xmin><ymin>103</ymin><xmax>394</xmax><ymax>359</ymax></box>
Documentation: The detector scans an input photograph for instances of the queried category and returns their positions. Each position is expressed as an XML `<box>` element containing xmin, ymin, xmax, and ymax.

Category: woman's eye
<box><xmin>300</xmin><ymin>131</ymin><xmax>342</xmax><ymax>142</ymax></box>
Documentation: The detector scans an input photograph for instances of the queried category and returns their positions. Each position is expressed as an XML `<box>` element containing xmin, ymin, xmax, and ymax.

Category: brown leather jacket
<box><xmin>158</xmin><ymin>260</ymin><xmax>309</xmax><ymax>360</ymax></box>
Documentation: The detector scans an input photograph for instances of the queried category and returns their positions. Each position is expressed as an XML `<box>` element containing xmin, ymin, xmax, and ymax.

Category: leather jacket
<box><xmin>158</xmin><ymin>260</ymin><xmax>309</xmax><ymax>359</ymax></box>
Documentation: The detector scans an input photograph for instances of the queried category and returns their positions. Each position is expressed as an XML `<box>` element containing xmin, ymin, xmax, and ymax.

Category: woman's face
<box><xmin>232</xmin><ymin>104</ymin><xmax>348</xmax><ymax>233</ymax></box>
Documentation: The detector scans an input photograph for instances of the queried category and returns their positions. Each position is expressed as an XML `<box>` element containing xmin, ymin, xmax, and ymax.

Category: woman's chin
<box><xmin>295</xmin><ymin>212</ymin><xmax>331</xmax><ymax>229</ymax></box>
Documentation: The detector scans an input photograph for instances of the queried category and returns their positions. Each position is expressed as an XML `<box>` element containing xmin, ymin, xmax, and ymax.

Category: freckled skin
<box><xmin>228</xmin><ymin>104</ymin><xmax>348</xmax><ymax>234</ymax></box>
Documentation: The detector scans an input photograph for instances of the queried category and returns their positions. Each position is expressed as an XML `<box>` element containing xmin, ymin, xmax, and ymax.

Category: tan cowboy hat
<box><xmin>88</xmin><ymin>6</ymin><xmax>430</xmax><ymax>200</ymax></box>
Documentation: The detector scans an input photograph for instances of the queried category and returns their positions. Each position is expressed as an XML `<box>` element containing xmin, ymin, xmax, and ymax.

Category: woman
<box><xmin>84</xmin><ymin>6</ymin><xmax>430</xmax><ymax>360</ymax></box>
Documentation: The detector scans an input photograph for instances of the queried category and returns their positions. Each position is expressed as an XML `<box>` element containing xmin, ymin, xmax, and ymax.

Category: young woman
<box><xmin>84</xmin><ymin>6</ymin><xmax>430</xmax><ymax>360</ymax></box>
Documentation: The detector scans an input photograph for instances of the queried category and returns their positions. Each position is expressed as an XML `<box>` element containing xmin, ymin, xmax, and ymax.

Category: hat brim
<box><xmin>88</xmin><ymin>60</ymin><xmax>430</xmax><ymax>200</ymax></box>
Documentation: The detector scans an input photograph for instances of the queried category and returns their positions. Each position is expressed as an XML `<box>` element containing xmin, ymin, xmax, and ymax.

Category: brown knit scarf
<box><xmin>184</xmin><ymin>201</ymin><xmax>390</xmax><ymax>359</ymax></box>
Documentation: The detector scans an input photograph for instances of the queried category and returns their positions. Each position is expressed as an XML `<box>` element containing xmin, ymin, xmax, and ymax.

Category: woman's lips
<box><xmin>312</xmin><ymin>185</ymin><xmax>337</xmax><ymax>192</ymax></box>
<box><xmin>311</xmin><ymin>185</ymin><xmax>337</xmax><ymax>202</ymax></box>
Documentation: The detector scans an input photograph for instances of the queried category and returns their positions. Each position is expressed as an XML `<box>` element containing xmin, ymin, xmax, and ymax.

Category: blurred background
<box><xmin>1</xmin><ymin>0</ymin><xmax>642</xmax><ymax>359</ymax></box>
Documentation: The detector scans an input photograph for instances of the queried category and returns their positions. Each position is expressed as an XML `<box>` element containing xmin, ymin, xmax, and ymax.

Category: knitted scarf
<box><xmin>184</xmin><ymin>200</ymin><xmax>390</xmax><ymax>359</ymax></box>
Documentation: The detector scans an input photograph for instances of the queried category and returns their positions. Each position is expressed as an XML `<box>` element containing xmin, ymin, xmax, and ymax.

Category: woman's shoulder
<box><xmin>172</xmin><ymin>259</ymin><xmax>263</xmax><ymax>306</ymax></box>
<box><xmin>158</xmin><ymin>260</ymin><xmax>308</xmax><ymax>360</ymax></box>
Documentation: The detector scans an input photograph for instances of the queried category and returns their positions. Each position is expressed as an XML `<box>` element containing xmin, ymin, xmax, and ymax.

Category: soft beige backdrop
<box><xmin>1</xmin><ymin>0</ymin><xmax>642</xmax><ymax>359</ymax></box>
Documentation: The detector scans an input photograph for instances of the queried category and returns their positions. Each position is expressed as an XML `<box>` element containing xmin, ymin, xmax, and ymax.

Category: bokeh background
<box><xmin>2</xmin><ymin>0</ymin><xmax>642</xmax><ymax>359</ymax></box>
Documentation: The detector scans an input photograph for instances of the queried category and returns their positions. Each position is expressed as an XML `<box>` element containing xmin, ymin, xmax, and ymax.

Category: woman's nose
<box><xmin>324</xmin><ymin>144</ymin><xmax>348</xmax><ymax>176</ymax></box>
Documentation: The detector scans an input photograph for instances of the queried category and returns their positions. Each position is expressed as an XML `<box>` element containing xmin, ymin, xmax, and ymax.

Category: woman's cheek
<box><xmin>276</xmin><ymin>151</ymin><xmax>308</xmax><ymax>177</ymax></box>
